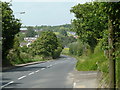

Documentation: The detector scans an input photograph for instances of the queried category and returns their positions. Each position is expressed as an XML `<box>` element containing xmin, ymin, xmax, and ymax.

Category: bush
<box><xmin>30</xmin><ymin>31</ymin><xmax>63</xmax><ymax>59</ymax></box>
<box><xmin>52</xmin><ymin>47</ymin><xmax>62</xmax><ymax>59</ymax></box>
<box><xmin>7</xmin><ymin>49</ymin><xmax>23</xmax><ymax>65</ymax></box>
<box><xmin>69</xmin><ymin>41</ymin><xmax>84</xmax><ymax>56</ymax></box>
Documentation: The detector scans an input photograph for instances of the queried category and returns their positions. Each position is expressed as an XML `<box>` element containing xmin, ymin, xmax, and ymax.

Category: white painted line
<box><xmin>73</xmin><ymin>82</ymin><xmax>76</xmax><ymax>88</ymax></box>
<box><xmin>50</xmin><ymin>65</ymin><xmax>52</xmax><ymax>67</ymax></box>
<box><xmin>28</xmin><ymin>72</ymin><xmax>34</xmax><ymax>75</ymax></box>
<box><xmin>79</xmin><ymin>73</ymin><xmax>97</xmax><ymax>76</ymax></box>
<box><xmin>35</xmin><ymin>70</ymin><xmax>39</xmax><ymax>73</ymax></box>
<box><xmin>1</xmin><ymin>81</ymin><xmax>14</xmax><ymax>88</ymax></box>
<box><xmin>41</xmin><ymin>68</ymin><xmax>45</xmax><ymax>70</ymax></box>
<box><xmin>18</xmin><ymin>75</ymin><xmax>26</xmax><ymax>80</ymax></box>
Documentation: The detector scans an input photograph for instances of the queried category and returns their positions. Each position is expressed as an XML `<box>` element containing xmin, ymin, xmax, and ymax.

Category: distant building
<box><xmin>20</xmin><ymin>28</ymin><xmax>27</xmax><ymax>34</ymax></box>
<box><xmin>24</xmin><ymin>37</ymin><xmax>37</xmax><ymax>42</ymax></box>
<box><xmin>20</xmin><ymin>42</ymin><xmax>28</xmax><ymax>47</ymax></box>
<box><xmin>68</xmin><ymin>31</ymin><xmax>76</xmax><ymax>36</ymax></box>
<box><xmin>20</xmin><ymin>42</ymin><xmax>31</xmax><ymax>47</ymax></box>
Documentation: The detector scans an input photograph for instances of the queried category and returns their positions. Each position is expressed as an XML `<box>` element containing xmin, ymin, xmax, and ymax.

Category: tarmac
<box><xmin>73</xmin><ymin>70</ymin><xmax>98</xmax><ymax>88</ymax></box>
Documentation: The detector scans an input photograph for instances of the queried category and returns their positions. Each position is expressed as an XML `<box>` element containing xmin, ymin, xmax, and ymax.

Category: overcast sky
<box><xmin>2</xmin><ymin>0</ymin><xmax>91</xmax><ymax>26</ymax></box>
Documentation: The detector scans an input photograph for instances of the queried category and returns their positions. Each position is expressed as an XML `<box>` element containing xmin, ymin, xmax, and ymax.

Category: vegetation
<box><xmin>70</xmin><ymin>2</ymin><xmax>120</xmax><ymax>88</ymax></box>
<box><xmin>1</xmin><ymin>2</ymin><xmax>65</xmax><ymax>66</ymax></box>
<box><xmin>2</xmin><ymin>2</ymin><xmax>21</xmax><ymax>66</ymax></box>
<box><xmin>2</xmin><ymin>1</ymin><xmax>120</xmax><ymax>88</ymax></box>
<box><xmin>26</xmin><ymin>26</ymin><xmax>37</xmax><ymax>37</ymax></box>
<box><xmin>30</xmin><ymin>31</ymin><xmax>63</xmax><ymax>59</ymax></box>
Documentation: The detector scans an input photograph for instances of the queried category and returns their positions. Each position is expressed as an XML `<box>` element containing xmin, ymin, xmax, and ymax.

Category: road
<box><xmin>1</xmin><ymin>55</ymin><xmax>77</xmax><ymax>88</ymax></box>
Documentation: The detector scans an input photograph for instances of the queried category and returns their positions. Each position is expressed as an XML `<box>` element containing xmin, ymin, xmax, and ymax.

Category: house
<box><xmin>20</xmin><ymin>42</ymin><xmax>28</xmax><ymax>47</ymax></box>
<box><xmin>24</xmin><ymin>37</ymin><xmax>37</xmax><ymax>42</ymax></box>
<box><xmin>20</xmin><ymin>28</ymin><xmax>27</xmax><ymax>34</ymax></box>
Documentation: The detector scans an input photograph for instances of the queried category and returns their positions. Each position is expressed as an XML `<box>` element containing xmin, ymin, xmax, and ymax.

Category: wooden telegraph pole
<box><xmin>108</xmin><ymin>15</ymin><xmax>116</xmax><ymax>88</ymax></box>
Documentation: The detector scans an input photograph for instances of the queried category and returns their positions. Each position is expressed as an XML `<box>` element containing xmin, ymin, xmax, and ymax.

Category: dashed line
<box><xmin>28</xmin><ymin>72</ymin><xmax>34</xmax><ymax>75</ymax></box>
<box><xmin>41</xmin><ymin>68</ymin><xmax>45</xmax><ymax>70</ymax></box>
<box><xmin>18</xmin><ymin>75</ymin><xmax>26</xmax><ymax>80</ymax></box>
<box><xmin>35</xmin><ymin>70</ymin><xmax>39</xmax><ymax>73</ymax></box>
<box><xmin>47</xmin><ymin>66</ymin><xmax>50</xmax><ymax>68</ymax></box>
<box><xmin>1</xmin><ymin>81</ymin><xmax>14</xmax><ymax>88</ymax></box>
<box><xmin>50</xmin><ymin>65</ymin><xmax>52</xmax><ymax>67</ymax></box>
<box><xmin>73</xmin><ymin>82</ymin><xmax>76</xmax><ymax>88</ymax></box>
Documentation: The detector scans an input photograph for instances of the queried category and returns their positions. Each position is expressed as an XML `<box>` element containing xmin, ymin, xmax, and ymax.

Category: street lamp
<box><xmin>14</xmin><ymin>12</ymin><xmax>25</xmax><ymax>14</ymax></box>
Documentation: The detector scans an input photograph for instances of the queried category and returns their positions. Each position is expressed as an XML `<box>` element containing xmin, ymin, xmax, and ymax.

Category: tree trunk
<box><xmin>108</xmin><ymin>16</ymin><xmax>116</xmax><ymax>88</ymax></box>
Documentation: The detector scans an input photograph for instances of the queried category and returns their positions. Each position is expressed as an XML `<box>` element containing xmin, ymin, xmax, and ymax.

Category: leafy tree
<box><xmin>2</xmin><ymin>2</ymin><xmax>21</xmax><ymax>66</ymax></box>
<box><xmin>100</xmin><ymin>2</ymin><xmax>120</xmax><ymax>88</ymax></box>
<box><xmin>26</xmin><ymin>26</ymin><xmax>36</xmax><ymax>37</ymax></box>
<box><xmin>30</xmin><ymin>31</ymin><xmax>63</xmax><ymax>59</ymax></box>
<box><xmin>59</xmin><ymin>27</ymin><xmax>68</xmax><ymax>36</ymax></box>
<box><xmin>70</xmin><ymin>2</ymin><xmax>107</xmax><ymax>53</ymax></box>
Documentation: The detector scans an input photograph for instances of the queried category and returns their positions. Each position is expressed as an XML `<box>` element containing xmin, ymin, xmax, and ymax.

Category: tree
<box><xmin>100</xmin><ymin>2</ymin><xmax>120</xmax><ymax>88</ymax></box>
<box><xmin>2</xmin><ymin>2</ymin><xmax>21</xmax><ymax>66</ymax></box>
<box><xmin>70</xmin><ymin>2</ymin><xmax>107</xmax><ymax>53</ymax></box>
<box><xmin>26</xmin><ymin>26</ymin><xmax>36</xmax><ymax>37</ymax></box>
<box><xmin>59</xmin><ymin>27</ymin><xmax>68</xmax><ymax>36</ymax></box>
<box><xmin>30</xmin><ymin>31</ymin><xmax>63</xmax><ymax>59</ymax></box>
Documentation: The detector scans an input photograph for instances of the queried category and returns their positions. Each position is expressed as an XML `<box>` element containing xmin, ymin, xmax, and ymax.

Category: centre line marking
<box><xmin>50</xmin><ymin>65</ymin><xmax>52</xmax><ymax>67</ymax></box>
<box><xmin>18</xmin><ymin>75</ymin><xmax>26</xmax><ymax>80</ymax></box>
<box><xmin>28</xmin><ymin>72</ymin><xmax>34</xmax><ymax>75</ymax></box>
<box><xmin>1</xmin><ymin>81</ymin><xmax>14</xmax><ymax>88</ymax></box>
<box><xmin>35</xmin><ymin>70</ymin><xmax>39</xmax><ymax>72</ymax></box>
<box><xmin>41</xmin><ymin>68</ymin><xmax>45</xmax><ymax>70</ymax></box>
<box><xmin>73</xmin><ymin>82</ymin><xmax>76</xmax><ymax>88</ymax></box>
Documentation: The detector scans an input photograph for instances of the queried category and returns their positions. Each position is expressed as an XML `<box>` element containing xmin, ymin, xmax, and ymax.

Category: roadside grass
<box><xmin>76</xmin><ymin>50</ymin><xmax>107</xmax><ymax>71</ymax></box>
<box><xmin>11</xmin><ymin>54</ymin><xmax>49</xmax><ymax>65</ymax></box>
<box><xmin>61</xmin><ymin>48</ymin><xmax>70</xmax><ymax>55</ymax></box>
<box><xmin>54</xmin><ymin>32</ymin><xmax>60</xmax><ymax>35</ymax></box>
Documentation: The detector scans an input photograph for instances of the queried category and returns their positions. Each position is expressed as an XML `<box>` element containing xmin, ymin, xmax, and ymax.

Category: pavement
<box><xmin>1</xmin><ymin>55</ymin><xmax>98</xmax><ymax>89</ymax></box>
<box><xmin>72</xmin><ymin>71</ymin><xmax>98</xmax><ymax>88</ymax></box>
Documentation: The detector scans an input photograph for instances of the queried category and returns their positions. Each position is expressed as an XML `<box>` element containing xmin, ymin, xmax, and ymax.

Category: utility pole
<box><xmin>108</xmin><ymin>15</ymin><xmax>116</xmax><ymax>88</ymax></box>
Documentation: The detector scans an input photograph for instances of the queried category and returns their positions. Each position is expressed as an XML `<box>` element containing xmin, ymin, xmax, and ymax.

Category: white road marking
<box><xmin>1</xmin><ymin>81</ymin><xmax>14</xmax><ymax>88</ymax></box>
<box><xmin>50</xmin><ymin>65</ymin><xmax>52</xmax><ymax>67</ymax></box>
<box><xmin>79</xmin><ymin>73</ymin><xmax>97</xmax><ymax>76</ymax></box>
<box><xmin>41</xmin><ymin>68</ymin><xmax>45</xmax><ymax>70</ymax></box>
<box><xmin>73</xmin><ymin>82</ymin><xmax>76</xmax><ymax>88</ymax></box>
<box><xmin>28</xmin><ymin>72</ymin><xmax>34</xmax><ymax>75</ymax></box>
<box><xmin>35</xmin><ymin>70</ymin><xmax>39</xmax><ymax>73</ymax></box>
<box><xmin>18</xmin><ymin>75</ymin><xmax>26</xmax><ymax>80</ymax></box>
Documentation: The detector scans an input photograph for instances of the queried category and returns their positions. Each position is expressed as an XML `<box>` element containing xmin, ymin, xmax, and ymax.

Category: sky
<box><xmin>2</xmin><ymin>0</ymin><xmax>91</xmax><ymax>26</ymax></box>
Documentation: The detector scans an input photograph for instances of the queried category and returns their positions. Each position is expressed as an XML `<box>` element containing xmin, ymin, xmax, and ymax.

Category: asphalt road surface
<box><xmin>1</xmin><ymin>55</ymin><xmax>77</xmax><ymax>88</ymax></box>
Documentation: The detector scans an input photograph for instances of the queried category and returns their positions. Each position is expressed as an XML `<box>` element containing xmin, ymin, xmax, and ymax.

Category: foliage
<box><xmin>69</xmin><ymin>40</ymin><xmax>89</xmax><ymax>56</ymax></box>
<box><xmin>26</xmin><ymin>26</ymin><xmax>37</xmax><ymax>37</ymax></box>
<box><xmin>18</xmin><ymin>32</ymin><xmax>26</xmax><ymax>42</ymax></box>
<box><xmin>7</xmin><ymin>36</ymin><xmax>23</xmax><ymax>65</ymax></box>
<box><xmin>30</xmin><ymin>31</ymin><xmax>63</xmax><ymax>59</ymax></box>
<box><xmin>76</xmin><ymin>41</ymin><xmax>108</xmax><ymax>71</ymax></box>
<box><xmin>61</xmin><ymin>48</ymin><xmax>69</xmax><ymax>55</ymax></box>
<box><xmin>70</xmin><ymin>2</ymin><xmax>108</xmax><ymax>53</ymax></box>
<box><xmin>59</xmin><ymin>27</ymin><xmax>68</xmax><ymax>36</ymax></box>
<box><xmin>71</xmin><ymin>2</ymin><xmax>120</xmax><ymax>88</ymax></box>
<box><xmin>57</xmin><ymin>35</ymin><xmax>77</xmax><ymax>47</ymax></box>
<box><xmin>2</xmin><ymin>2</ymin><xmax>21</xmax><ymax>66</ymax></box>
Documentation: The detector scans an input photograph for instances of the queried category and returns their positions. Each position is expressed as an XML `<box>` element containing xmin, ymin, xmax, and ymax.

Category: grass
<box><xmin>54</xmin><ymin>32</ymin><xmax>60</xmax><ymax>35</ymax></box>
<box><xmin>76</xmin><ymin>55</ymin><xmax>98</xmax><ymax>71</ymax></box>
<box><xmin>76</xmin><ymin>48</ymin><xmax>108</xmax><ymax>71</ymax></box>
<box><xmin>61</xmin><ymin>48</ymin><xmax>69</xmax><ymax>55</ymax></box>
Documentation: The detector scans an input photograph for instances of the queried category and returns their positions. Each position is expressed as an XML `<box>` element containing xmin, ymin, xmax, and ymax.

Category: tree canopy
<box><xmin>30</xmin><ymin>31</ymin><xmax>63</xmax><ymax>59</ymax></box>
<box><xmin>2</xmin><ymin>2</ymin><xmax>21</xmax><ymax>66</ymax></box>
<box><xmin>70</xmin><ymin>2</ymin><xmax>108</xmax><ymax>52</ymax></box>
